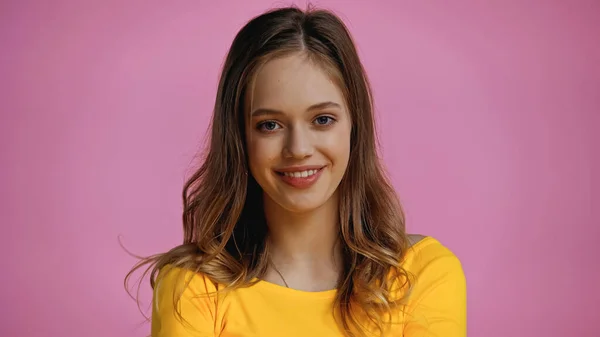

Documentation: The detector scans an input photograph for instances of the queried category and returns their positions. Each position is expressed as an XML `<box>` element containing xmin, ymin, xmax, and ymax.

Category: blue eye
<box><xmin>315</xmin><ymin>116</ymin><xmax>335</xmax><ymax>126</ymax></box>
<box><xmin>257</xmin><ymin>121</ymin><xmax>280</xmax><ymax>132</ymax></box>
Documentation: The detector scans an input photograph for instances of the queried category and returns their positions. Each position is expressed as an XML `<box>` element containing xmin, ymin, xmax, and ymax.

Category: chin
<box><xmin>278</xmin><ymin>199</ymin><xmax>326</xmax><ymax>214</ymax></box>
<box><xmin>258</xmin><ymin>169</ymin><xmax>341</xmax><ymax>214</ymax></box>
<box><xmin>266</xmin><ymin>189</ymin><xmax>333</xmax><ymax>214</ymax></box>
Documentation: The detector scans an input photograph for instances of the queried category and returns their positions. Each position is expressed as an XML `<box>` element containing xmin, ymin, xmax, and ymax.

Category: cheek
<box><xmin>335</xmin><ymin>121</ymin><xmax>352</xmax><ymax>152</ymax></box>
<box><xmin>320</xmin><ymin>123</ymin><xmax>352</xmax><ymax>166</ymax></box>
<box><xmin>246</xmin><ymin>136</ymin><xmax>280</xmax><ymax>171</ymax></box>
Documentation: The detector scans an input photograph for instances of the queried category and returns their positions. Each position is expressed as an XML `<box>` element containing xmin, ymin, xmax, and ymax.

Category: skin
<box><xmin>245</xmin><ymin>53</ymin><xmax>352</xmax><ymax>291</ymax></box>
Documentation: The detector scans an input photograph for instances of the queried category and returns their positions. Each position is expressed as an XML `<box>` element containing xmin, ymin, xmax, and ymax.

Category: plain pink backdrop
<box><xmin>1</xmin><ymin>1</ymin><xmax>598</xmax><ymax>336</ymax></box>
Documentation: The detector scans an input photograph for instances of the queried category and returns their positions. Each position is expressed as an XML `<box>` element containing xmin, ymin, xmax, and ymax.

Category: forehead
<box><xmin>247</xmin><ymin>54</ymin><xmax>346</xmax><ymax>112</ymax></box>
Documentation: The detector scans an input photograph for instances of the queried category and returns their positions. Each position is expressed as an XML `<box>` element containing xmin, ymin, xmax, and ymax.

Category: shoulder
<box><xmin>155</xmin><ymin>264</ymin><xmax>219</xmax><ymax>300</ymax></box>
<box><xmin>152</xmin><ymin>265</ymin><xmax>220</xmax><ymax>336</ymax></box>
<box><xmin>407</xmin><ymin>234</ymin><xmax>428</xmax><ymax>247</ymax></box>
<box><xmin>405</xmin><ymin>234</ymin><xmax>462</xmax><ymax>264</ymax></box>
<box><xmin>400</xmin><ymin>235</ymin><xmax>467</xmax><ymax>334</ymax></box>
<box><xmin>403</xmin><ymin>234</ymin><xmax>465</xmax><ymax>286</ymax></box>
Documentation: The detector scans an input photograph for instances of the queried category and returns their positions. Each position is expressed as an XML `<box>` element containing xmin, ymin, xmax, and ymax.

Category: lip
<box><xmin>274</xmin><ymin>165</ymin><xmax>326</xmax><ymax>189</ymax></box>
<box><xmin>274</xmin><ymin>165</ymin><xmax>326</xmax><ymax>173</ymax></box>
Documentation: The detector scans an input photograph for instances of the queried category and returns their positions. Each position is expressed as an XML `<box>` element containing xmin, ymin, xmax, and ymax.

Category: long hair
<box><xmin>126</xmin><ymin>5</ymin><xmax>410</xmax><ymax>337</ymax></box>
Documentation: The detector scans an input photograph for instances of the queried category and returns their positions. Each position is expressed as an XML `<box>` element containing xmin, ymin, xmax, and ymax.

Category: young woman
<box><xmin>127</xmin><ymin>6</ymin><xmax>466</xmax><ymax>337</ymax></box>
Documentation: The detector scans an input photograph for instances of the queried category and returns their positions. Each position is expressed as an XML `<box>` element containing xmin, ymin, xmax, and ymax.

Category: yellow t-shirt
<box><xmin>151</xmin><ymin>236</ymin><xmax>466</xmax><ymax>337</ymax></box>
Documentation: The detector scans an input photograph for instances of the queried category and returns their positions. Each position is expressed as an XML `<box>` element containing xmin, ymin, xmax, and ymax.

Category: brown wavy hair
<box><xmin>126</xmin><ymin>5</ymin><xmax>410</xmax><ymax>337</ymax></box>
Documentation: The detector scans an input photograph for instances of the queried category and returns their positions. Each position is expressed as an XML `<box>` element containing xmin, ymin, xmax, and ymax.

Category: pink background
<box><xmin>1</xmin><ymin>1</ymin><xmax>598</xmax><ymax>336</ymax></box>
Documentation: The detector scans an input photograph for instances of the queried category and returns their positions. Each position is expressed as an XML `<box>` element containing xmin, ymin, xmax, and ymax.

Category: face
<box><xmin>245</xmin><ymin>53</ymin><xmax>352</xmax><ymax>214</ymax></box>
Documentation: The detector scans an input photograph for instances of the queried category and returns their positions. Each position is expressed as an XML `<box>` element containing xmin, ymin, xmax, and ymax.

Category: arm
<box><xmin>403</xmin><ymin>254</ymin><xmax>467</xmax><ymax>337</ymax></box>
<box><xmin>151</xmin><ymin>266</ymin><xmax>218</xmax><ymax>337</ymax></box>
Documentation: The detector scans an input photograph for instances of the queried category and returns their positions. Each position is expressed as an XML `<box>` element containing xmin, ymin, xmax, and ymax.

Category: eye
<box><xmin>257</xmin><ymin>121</ymin><xmax>281</xmax><ymax>132</ymax></box>
<box><xmin>314</xmin><ymin>115</ymin><xmax>336</xmax><ymax>126</ymax></box>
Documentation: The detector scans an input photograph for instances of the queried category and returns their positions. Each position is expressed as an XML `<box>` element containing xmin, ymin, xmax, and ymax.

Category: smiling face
<box><xmin>245</xmin><ymin>53</ymin><xmax>352</xmax><ymax>214</ymax></box>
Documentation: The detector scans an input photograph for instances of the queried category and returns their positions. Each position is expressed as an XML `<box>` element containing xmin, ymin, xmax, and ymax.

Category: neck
<box><xmin>262</xmin><ymin>192</ymin><xmax>343</xmax><ymax>290</ymax></box>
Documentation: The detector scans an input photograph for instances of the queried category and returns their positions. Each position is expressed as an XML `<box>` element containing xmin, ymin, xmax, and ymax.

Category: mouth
<box><xmin>274</xmin><ymin>166</ymin><xmax>326</xmax><ymax>189</ymax></box>
<box><xmin>275</xmin><ymin>167</ymin><xmax>324</xmax><ymax>178</ymax></box>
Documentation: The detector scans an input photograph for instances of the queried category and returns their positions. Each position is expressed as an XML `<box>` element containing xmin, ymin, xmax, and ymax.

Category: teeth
<box><xmin>283</xmin><ymin>169</ymin><xmax>319</xmax><ymax>178</ymax></box>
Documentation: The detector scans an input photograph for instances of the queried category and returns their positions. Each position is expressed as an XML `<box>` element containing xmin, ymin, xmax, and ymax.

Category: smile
<box><xmin>281</xmin><ymin>169</ymin><xmax>320</xmax><ymax>178</ymax></box>
<box><xmin>275</xmin><ymin>166</ymin><xmax>325</xmax><ymax>189</ymax></box>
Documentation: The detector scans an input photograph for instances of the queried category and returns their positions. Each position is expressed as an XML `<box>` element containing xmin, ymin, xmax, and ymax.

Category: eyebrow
<box><xmin>250</xmin><ymin>101</ymin><xmax>342</xmax><ymax>118</ymax></box>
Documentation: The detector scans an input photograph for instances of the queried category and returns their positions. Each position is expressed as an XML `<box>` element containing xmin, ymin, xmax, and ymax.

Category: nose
<box><xmin>282</xmin><ymin>125</ymin><xmax>314</xmax><ymax>159</ymax></box>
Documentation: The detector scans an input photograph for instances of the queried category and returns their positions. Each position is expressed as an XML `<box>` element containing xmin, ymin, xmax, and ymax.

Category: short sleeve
<box><xmin>151</xmin><ymin>266</ymin><xmax>218</xmax><ymax>337</ymax></box>
<box><xmin>403</xmin><ymin>245</ymin><xmax>467</xmax><ymax>337</ymax></box>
